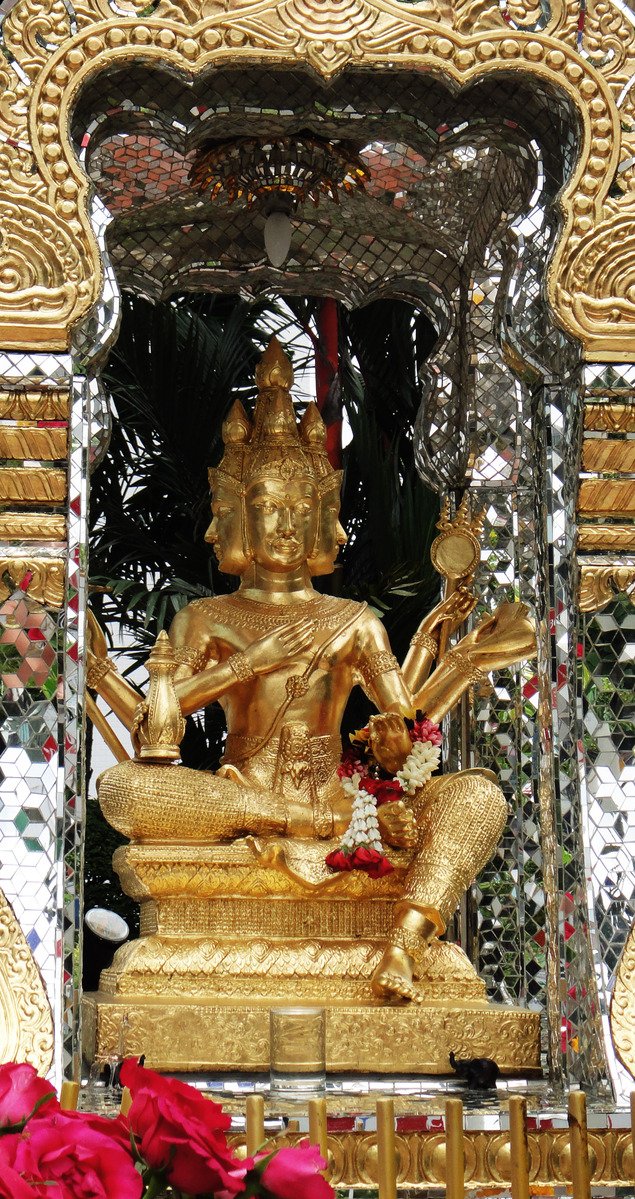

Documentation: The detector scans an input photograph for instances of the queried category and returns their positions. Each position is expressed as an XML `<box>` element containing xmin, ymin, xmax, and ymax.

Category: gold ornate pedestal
<box><xmin>82</xmin><ymin>840</ymin><xmax>541</xmax><ymax>1073</ymax></box>
<box><xmin>82</xmin><ymin>993</ymin><xmax>540</xmax><ymax>1074</ymax></box>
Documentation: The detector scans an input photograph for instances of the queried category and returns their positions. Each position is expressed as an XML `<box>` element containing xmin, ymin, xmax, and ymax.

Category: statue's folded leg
<box><xmin>97</xmin><ymin>759</ymin><xmax>288</xmax><ymax>843</ymax></box>
<box><xmin>371</xmin><ymin>769</ymin><xmax>507</xmax><ymax>1003</ymax></box>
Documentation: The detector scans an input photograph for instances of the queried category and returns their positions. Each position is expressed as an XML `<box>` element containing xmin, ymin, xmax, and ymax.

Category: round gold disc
<box><xmin>430</xmin><ymin>529</ymin><xmax>480</xmax><ymax>580</ymax></box>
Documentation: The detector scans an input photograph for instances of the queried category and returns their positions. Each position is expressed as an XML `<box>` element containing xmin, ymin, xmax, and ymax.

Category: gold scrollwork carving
<box><xmin>263</xmin><ymin>1126</ymin><xmax>635</xmax><ymax>1189</ymax></box>
<box><xmin>579</xmin><ymin>562</ymin><xmax>635</xmax><ymax>612</ymax></box>
<box><xmin>0</xmin><ymin>424</ymin><xmax>67</xmax><ymax>460</ymax></box>
<box><xmin>611</xmin><ymin>922</ymin><xmax>635</xmax><ymax>1080</ymax></box>
<box><xmin>584</xmin><ymin>401</ymin><xmax>635</xmax><ymax>432</ymax></box>
<box><xmin>84</xmin><ymin>994</ymin><xmax>539</xmax><ymax>1074</ymax></box>
<box><xmin>578</xmin><ymin>525</ymin><xmax>635</xmax><ymax>553</ymax></box>
<box><xmin>3</xmin><ymin>0</ymin><xmax>74</xmax><ymax>77</ymax></box>
<box><xmin>0</xmin><ymin>512</ymin><xmax>66</xmax><ymax>541</ymax></box>
<box><xmin>0</xmin><ymin>390</ymin><xmax>69</xmax><ymax>421</ymax></box>
<box><xmin>0</xmin><ymin>466</ymin><xmax>66</xmax><ymax>504</ymax></box>
<box><xmin>0</xmin><ymin>0</ymin><xmax>624</xmax><ymax>352</ymax></box>
<box><xmin>0</xmin><ymin>193</ymin><xmax>89</xmax><ymax>348</ymax></box>
<box><xmin>0</xmin><ymin>556</ymin><xmax>66</xmax><ymax>607</ymax></box>
<box><xmin>578</xmin><ymin>478</ymin><xmax>635</xmax><ymax>519</ymax></box>
<box><xmin>0</xmin><ymin>889</ymin><xmax>54</xmax><ymax>1074</ymax></box>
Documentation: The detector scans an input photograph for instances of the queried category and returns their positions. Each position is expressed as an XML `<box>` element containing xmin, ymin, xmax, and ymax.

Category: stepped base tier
<box><xmin>82</xmin><ymin>839</ymin><xmax>541</xmax><ymax>1073</ymax></box>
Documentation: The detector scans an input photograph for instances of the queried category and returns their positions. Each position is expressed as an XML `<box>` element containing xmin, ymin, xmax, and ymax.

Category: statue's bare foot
<box><xmin>371</xmin><ymin>945</ymin><xmax>422</xmax><ymax>1004</ymax></box>
<box><xmin>377</xmin><ymin>801</ymin><xmax>417</xmax><ymax>850</ymax></box>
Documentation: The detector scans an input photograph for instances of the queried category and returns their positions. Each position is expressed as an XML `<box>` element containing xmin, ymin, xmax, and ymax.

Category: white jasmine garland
<box><xmin>330</xmin><ymin>730</ymin><xmax>442</xmax><ymax>870</ymax></box>
<box><xmin>396</xmin><ymin>739</ymin><xmax>441</xmax><ymax>796</ymax></box>
<box><xmin>340</xmin><ymin>785</ymin><xmax>383</xmax><ymax>853</ymax></box>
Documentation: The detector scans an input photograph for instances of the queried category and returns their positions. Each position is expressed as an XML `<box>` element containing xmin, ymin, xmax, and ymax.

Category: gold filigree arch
<box><xmin>0</xmin><ymin>0</ymin><xmax>628</xmax><ymax>356</ymax></box>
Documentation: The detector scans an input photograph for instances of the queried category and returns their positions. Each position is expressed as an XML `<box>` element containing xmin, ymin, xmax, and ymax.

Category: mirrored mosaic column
<box><xmin>579</xmin><ymin>363</ymin><xmax>635</xmax><ymax>1104</ymax></box>
<box><xmin>0</xmin><ymin>351</ymin><xmax>87</xmax><ymax>1084</ymax></box>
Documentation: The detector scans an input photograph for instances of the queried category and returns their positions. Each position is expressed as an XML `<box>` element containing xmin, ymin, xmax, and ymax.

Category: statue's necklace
<box><xmin>222</xmin><ymin>593</ymin><xmax>353</xmax><ymax>631</ymax></box>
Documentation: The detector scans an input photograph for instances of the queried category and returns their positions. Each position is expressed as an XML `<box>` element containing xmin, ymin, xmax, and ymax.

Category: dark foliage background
<box><xmin>84</xmin><ymin>291</ymin><xmax>440</xmax><ymax>927</ymax></box>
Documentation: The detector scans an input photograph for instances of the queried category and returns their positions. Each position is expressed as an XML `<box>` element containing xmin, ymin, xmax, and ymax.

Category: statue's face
<box><xmin>205</xmin><ymin>486</ymin><xmax>248</xmax><ymax>574</ymax></box>
<box><xmin>245</xmin><ymin>477</ymin><xmax>319</xmax><ymax>572</ymax></box>
<box><xmin>309</xmin><ymin>487</ymin><xmax>348</xmax><ymax>577</ymax></box>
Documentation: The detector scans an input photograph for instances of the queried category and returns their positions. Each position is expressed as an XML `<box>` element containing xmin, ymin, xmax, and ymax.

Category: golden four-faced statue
<box><xmin>84</xmin><ymin>339</ymin><xmax>540</xmax><ymax>1074</ymax></box>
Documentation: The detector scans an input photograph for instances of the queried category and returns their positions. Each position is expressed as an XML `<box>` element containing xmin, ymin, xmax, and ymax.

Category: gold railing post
<box><xmin>568</xmin><ymin>1089</ymin><xmax>591</xmax><ymax>1199</ymax></box>
<box><xmin>308</xmin><ymin>1096</ymin><xmax>328</xmax><ymax>1160</ymax></box>
<box><xmin>631</xmin><ymin>1091</ymin><xmax>635</xmax><ymax>1177</ymax></box>
<box><xmin>376</xmin><ymin>1096</ymin><xmax>397</xmax><ymax>1199</ymax></box>
<box><xmin>509</xmin><ymin>1095</ymin><xmax>530</xmax><ymax>1199</ymax></box>
<box><xmin>59</xmin><ymin>1080</ymin><xmax>79</xmax><ymax>1111</ymax></box>
<box><xmin>120</xmin><ymin>1086</ymin><xmax>132</xmax><ymax>1116</ymax></box>
<box><xmin>445</xmin><ymin>1097</ymin><xmax>465</xmax><ymax>1199</ymax></box>
<box><xmin>245</xmin><ymin>1093</ymin><xmax>265</xmax><ymax>1156</ymax></box>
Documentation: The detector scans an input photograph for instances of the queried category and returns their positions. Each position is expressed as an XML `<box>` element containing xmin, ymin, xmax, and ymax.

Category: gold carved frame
<box><xmin>1</xmin><ymin>0</ymin><xmax>635</xmax><ymax>1088</ymax></box>
<box><xmin>0</xmin><ymin>0</ymin><xmax>632</xmax><ymax>359</ymax></box>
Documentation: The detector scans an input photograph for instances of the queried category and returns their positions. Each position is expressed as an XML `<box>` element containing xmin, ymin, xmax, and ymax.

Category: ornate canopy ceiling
<box><xmin>72</xmin><ymin>66</ymin><xmax>572</xmax><ymax>314</ymax></box>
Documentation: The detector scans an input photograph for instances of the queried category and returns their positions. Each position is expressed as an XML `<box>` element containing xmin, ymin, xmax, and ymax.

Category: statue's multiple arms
<box><xmin>86</xmin><ymin>610</ymin><xmax>143</xmax><ymax>728</ymax></box>
<box><xmin>402</xmin><ymin>587</ymin><xmax>477</xmax><ymax>696</ymax></box>
<box><xmin>413</xmin><ymin>601</ymin><xmax>536</xmax><ymax>722</ymax></box>
<box><xmin>356</xmin><ymin>611</ymin><xmax>415</xmax><ymax>716</ymax></box>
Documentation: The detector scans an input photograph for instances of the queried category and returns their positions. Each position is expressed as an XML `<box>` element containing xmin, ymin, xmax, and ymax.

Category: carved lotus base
<box><xmin>82</xmin><ymin>992</ymin><xmax>541</xmax><ymax>1075</ymax></box>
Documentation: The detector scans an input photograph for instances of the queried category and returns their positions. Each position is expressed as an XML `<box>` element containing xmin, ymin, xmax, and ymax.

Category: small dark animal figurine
<box><xmin>449</xmin><ymin>1051</ymin><xmax>500</xmax><ymax>1090</ymax></box>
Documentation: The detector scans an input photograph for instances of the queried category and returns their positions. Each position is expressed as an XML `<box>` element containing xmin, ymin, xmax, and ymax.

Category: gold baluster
<box><xmin>59</xmin><ymin>1080</ymin><xmax>79</xmax><ymax>1111</ymax></box>
<box><xmin>630</xmin><ymin>1091</ymin><xmax>635</xmax><ymax>1179</ymax></box>
<box><xmin>309</xmin><ymin>1096</ymin><xmax>328</xmax><ymax>1160</ymax></box>
<box><xmin>376</xmin><ymin>1097</ymin><xmax>397</xmax><ymax>1199</ymax></box>
<box><xmin>509</xmin><ymin>1095</ymin><xmax>530</xmax><ymax>1199</ymax></box>
<box><xmin>445</xmin><ymin>1097</ymin><xmax>465</xmax><ymax>1199</ymax></box>
<box><xmin>568</xmin><ymin>1089</ymin><xmax>591</xmax><ymax>1199</ymax></box>
<box><xmin>245</xmin><ymin>1094</ymin><xmax>265</xmax><ymax>1156</ymax></box>
<box><xmin>120</xmin><ymin>1086</ymin><xmax>132</xmax><ymax>1117</ymax></box>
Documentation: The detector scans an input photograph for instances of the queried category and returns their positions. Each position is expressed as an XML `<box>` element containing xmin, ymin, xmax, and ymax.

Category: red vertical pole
<box><xmin>314</xmin><ymin>298</ymin><xmax>342</xmax><ymax>468</ymax></box>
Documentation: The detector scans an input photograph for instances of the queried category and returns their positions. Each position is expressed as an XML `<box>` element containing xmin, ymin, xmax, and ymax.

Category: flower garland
<box><xmin>0</xmin><ymin>1059</ymin><xmax>333</xmax><ymax>1199</ymax></box>
<box><xmin>326</xmin><ymin>716</ymin><xmax>442</xmax><ymax>879</ymax></box>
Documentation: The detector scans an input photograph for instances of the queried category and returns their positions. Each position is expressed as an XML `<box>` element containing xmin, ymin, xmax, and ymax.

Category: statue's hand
<box><xmin>453</xmin><ymin>602</ymin><xmax>536</xmax><ymax>671</ymax></box>
<box><xmin>244</xmin><ymin>617</ymin><xmax>315</xmax><ymax>675</ymax></box>
<box><xmin>377</xmin><ymin>800</ymin><xmax>418</xmax><ymax>850</ymax></box>
<box><xmin>419</xmin><ymin>586</ymin><xmax>477</xmax><ymax>639</ymax></box>
<box><xmin>368</xmin><ymin>712</ymin><xmax>412</xmax><ymax>774</ymax></box>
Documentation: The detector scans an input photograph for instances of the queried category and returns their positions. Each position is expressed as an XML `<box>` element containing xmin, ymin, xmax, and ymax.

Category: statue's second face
<box><xmin>309</xmin><ymin>486</ymin><xmax>348</xmax><ymax>577</ymax></box>
<box><xmin>205</xmin><ymin>485</ymin><xmax>248</xmax><ymax>574</ymax></box>
<box><xmin>245</xmin><ymin>477</ymin><xmax>319</xmax><ymax>573</ymax></box>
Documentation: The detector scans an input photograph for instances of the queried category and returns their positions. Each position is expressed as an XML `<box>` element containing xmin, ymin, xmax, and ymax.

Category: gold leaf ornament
<box><xmin>0</xmin><ymin>890</ymin><xmax>54</xmax><ymax>1073</ymax></box>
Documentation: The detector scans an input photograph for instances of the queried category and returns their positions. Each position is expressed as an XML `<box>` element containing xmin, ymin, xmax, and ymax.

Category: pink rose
<box><xmin>58</xmin><ymin>1108</ymin><xmax>133</xmax><ymax>1152</ymax></box>
<box><xmin>256</xmin><ymin>1143</ymin><xmax>333</xmax><ymax>1199</ymax></box>
<box><xmin>0</xmin><ymin>1063</ymin><xmax>58</xmax><ymax>1127</ymax></box>
<box><xmin>0</xmin><ymin>1158</ymin><xmax>38</xmax><ymax>1199</ymax></box>
<box><xmin>1</xmin><ymin>1111</ymin><xmax>142</xmax><ymax>1199</ymax></box>
<box><xmin>120</xmin><ymin>1058</ymin><xmax>247</xmax><ymax>1196</ymax></box>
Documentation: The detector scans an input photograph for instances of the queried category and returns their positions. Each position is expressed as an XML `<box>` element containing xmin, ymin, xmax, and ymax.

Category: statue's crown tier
<box><xmin>210</xmin><ymin>337</ymin><xmax>341</xmax><ymax>496</ymax></box>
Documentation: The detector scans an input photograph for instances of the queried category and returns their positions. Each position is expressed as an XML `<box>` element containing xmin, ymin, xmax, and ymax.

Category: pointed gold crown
<box><xmin>209</xmin><ymin>337</ymin><xmax>341</xmax><ymax>496</ymax></box>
